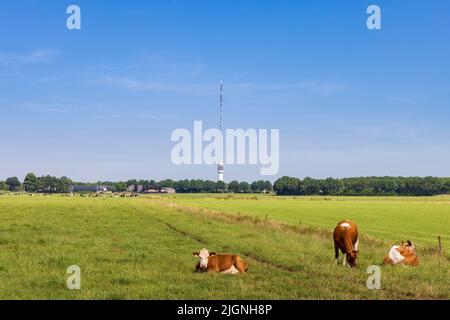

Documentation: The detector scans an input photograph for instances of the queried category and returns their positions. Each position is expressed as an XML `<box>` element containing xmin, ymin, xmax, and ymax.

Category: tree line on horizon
<box><xmin>1</xmin><ymin>173</ymin><xmax>449</xmax><ymax>196</ymax></box>
<box><xmin>0</xmin><ymin>173</ymin><xmax>273</xmax><ymax>194</ymax></box>
<box><xmin>273</xmin><ymin>176</ymin><xmax>450</xmax><ymax>196</ymax></box>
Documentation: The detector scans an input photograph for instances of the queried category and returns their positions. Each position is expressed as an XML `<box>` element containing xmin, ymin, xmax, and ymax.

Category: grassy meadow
<box><xmin>0</xmin><ymin>194</ymin><xmax>448</xmax><ymax>299</ymax></box>
<box><xmin>168</xmin><ymin>194</ymin><xmax>450</xmax><ymax>251</ymax></box>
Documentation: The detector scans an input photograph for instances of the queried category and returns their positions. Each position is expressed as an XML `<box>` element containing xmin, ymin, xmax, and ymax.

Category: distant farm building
<box><xmin>127</xmin><ymin>185</ymin><xmax>145</xmax><ymax>193</ymax></box>
<box><xmin>160</xmin><ymin>187</ymin><xmax>176</xmax><ymax>194</ymax></box>
<box><xmin>128</xmin><ymin>185</ymin><xmax>176</xmax><ymax>194</ymax></box>
<box><xmin>69</xmin><ymin>186</ymin><xmax>108</xmax><ymax>193</ymax></box>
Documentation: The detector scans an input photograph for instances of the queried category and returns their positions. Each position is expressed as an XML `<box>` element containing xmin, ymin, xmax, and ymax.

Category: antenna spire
<box><xmin>217</xmin><ymin>80</ymin><xmax>224</xmax><ymax>182</ymax></box>
<box><xmin>219</xmin><ymin>80</ymin><xmax>223</xmax><ymax>133</ymax></box>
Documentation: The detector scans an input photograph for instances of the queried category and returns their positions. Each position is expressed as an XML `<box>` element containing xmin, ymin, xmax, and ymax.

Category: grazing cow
<box><xmin>333</xmin><ymin>220</ymin><xmax>359</xmax><ymax>268</ymax></box>
<box><xmin>193</xmin><ymin>248</ymin><xmax>248</xmax><ymax>274</ymax></box>
<box><xmin>383</xmin><ymin>240</ymin><xmax>419</xmax><ymax>266</ymax></box>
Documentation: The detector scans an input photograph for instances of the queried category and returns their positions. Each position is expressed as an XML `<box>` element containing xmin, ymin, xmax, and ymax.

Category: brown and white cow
<box><xmin>383</xmin><ymin>240</ymin><xmax>419</xmax><ymax>266</ymax></box>
<box><xmin>333</xmin><ymin>220</ymin><xmax>359</xmax><ymax>268</ymax></box>
<box><xmin>193</xmin><ymin>248</ymin><xmax>248</xmax><ymax>274</ymax></box>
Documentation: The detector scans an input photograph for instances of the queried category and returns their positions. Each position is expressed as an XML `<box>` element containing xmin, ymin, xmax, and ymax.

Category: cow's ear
<box><xmin>193</xmin><ymin>252</ymin><xmax>199</xmax><ymax>257</ymax></box>
<box><xmin>352</xmin><ymin>250</ymin><xmax>359</xmax><ymax>254</ymax></box>
<box><xmin>209</xmin><ymin>252</ymin><xmax>216</xmax><ymax>257</ymax></box>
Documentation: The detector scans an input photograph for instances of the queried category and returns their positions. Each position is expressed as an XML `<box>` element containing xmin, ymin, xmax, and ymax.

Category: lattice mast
<box><xmin>217</xmin><ymin>80</ymin><xmax>224</xmax><ymax>182</ymax></box>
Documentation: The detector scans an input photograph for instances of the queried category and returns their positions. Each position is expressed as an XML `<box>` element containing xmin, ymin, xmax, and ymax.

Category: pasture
<box><xmin>0</xmin><ymin>194</ymin><xmax>448</xmax><ymax>299</ymax></box>
<box><xmin>168</xmin><ymin>194</ymin><xmax>450</xmax><ymax>251</ymax></box>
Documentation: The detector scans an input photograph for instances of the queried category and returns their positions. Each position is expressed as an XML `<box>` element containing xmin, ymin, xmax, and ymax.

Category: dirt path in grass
<box><xmin>145</xmin><ymin>199</ymin><xmax>386</xmax><ymax>246</ymax></box>
<box><xmin>130</xmin><ymin>201</ymin><xmax>300</xmax><ymax>273</ymax></box>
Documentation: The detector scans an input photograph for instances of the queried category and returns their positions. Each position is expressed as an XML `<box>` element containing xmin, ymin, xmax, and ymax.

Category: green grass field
<box><xmin>168</xmin><ymin>194</ymin><xmax>450</xmax><ymax>251</ymax></box>
<box><xmin>0</xmin><ymin>194</ymin><xmax>448</xmax><ymax>299</ymax></box>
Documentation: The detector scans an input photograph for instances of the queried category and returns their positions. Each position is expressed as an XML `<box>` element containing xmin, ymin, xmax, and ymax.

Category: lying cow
<box><xmin>383</xmin><ymin>240</ymin><xmax>419</xmax><ymax>266</ymax></box>
<box><xmin>193</xmin><ymin>248</ymin><xmax>248</xmax><ymax>274</ymax></box>
<box><xmin>333</xmin><ymin>220</ymin><xmax>359</xmax><ymax>268</ymax></box>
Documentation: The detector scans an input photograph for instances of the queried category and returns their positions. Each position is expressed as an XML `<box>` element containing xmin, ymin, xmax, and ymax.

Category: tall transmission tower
<box><xmin>217</xmin><ymin>80</ymin><xmax>224</xmax><ymax>182</ymax></box>
<box><xmin>219</xmin><ymin>80</ymin><xmax>223</xmax><ymax>132</ymax></box>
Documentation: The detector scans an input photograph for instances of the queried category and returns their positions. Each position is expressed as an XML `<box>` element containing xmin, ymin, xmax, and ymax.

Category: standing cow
<box><xmin>333</xmin><ymin>220</ymin><xmax>359</xmax><ymax>268</ymax></box>
<box><xmin>193</xmin><ymin>248</ymin><xmax>248</xmax><ymax>274</ymax></box>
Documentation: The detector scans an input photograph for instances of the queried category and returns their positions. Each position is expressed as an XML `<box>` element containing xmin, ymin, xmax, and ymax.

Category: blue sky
<box><xmin>1</xmin><ymin>0</ymin><xmax>449</xmax><ymax>182</ymax></box>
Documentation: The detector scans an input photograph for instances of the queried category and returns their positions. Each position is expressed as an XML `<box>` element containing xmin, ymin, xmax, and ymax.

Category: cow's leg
<box><xmin>334</xmin><ymin>244</ymin><xmax>339</xmax><ymax>265</ymax></box>
<box><xmin>230</xmin><ymin>266</ymin><xmax>239</xmax><ymax>275</ymax></box>
<box><xmin>342</xmin><ymin>253</ymin><xmax>347</xmax><ymax>266</ymax></box>
<box><xmin>221</xmin><ymin>265</ymin><xmax>239</xmax><ymax>274</ymax></box>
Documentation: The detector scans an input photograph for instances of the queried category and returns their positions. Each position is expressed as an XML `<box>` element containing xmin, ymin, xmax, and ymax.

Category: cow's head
<box><xmin>346</xmin><ymin>250</ymin><xmax>359</xmax><ymax>268</ymax></box>
<box><xmin>406</xmin><ymin>240</ymin><xmax>415</xmax><ymax>251</ymax></box>
<box><xmin>193</xmin><ymin>248</ymin><xmax>216</xmax><ymax>272</ymax></box>
<box><xmin>401</xmin><ymin>240</ymin><xmax>416</xmax><ymax>253</ymax></box>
